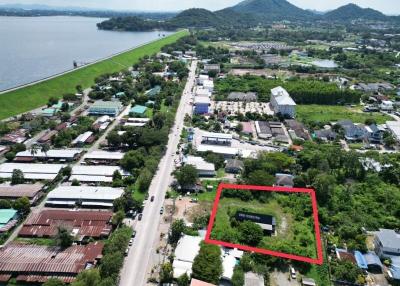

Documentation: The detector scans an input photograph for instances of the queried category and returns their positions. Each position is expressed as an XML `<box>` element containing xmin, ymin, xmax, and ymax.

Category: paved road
<box><xmin>119</xmin><ymin>60</ymin><xmax>197</xmax><ymax>286</ymax></box>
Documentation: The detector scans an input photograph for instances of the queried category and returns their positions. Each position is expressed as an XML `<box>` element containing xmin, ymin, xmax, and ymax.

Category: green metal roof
<box><xmin>130</xmin><ymin>105</ymin><xmax>147</xmax><ymax>114</ymax></box>
<box><xmin>0</xmin><ymin>209</ymin><xmax>17</xmax><ymax>225</ymax></box>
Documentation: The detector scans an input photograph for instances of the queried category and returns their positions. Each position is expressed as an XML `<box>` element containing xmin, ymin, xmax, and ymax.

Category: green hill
<box><xmin>323</xmin><ymin>3</ymin><xmax>388</xmax><ymax>21</ymax></box>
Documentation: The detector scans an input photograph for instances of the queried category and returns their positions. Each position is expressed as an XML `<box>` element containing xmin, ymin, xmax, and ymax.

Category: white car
<box><xmin>290</xmin><ymin>267</ymin><xmax>296</xmax><ymax>279</ymax></box>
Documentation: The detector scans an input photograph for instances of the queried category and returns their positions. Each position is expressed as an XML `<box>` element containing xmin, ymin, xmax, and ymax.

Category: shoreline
<box><xmin>0</xmin><ymin>29</ymin><xmax>188</xmax><ymax>120</ymax></box>
<box><xmin>0</xmin><ymin>33</ymin><xmax>169</xmax><ymax>94</ymax></box>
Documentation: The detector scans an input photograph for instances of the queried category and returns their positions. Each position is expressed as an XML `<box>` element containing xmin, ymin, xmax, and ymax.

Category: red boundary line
<box><xmin>204</xmin><ymin>183</ymin><xmax>324</xmax><ymax>265</ymax></box>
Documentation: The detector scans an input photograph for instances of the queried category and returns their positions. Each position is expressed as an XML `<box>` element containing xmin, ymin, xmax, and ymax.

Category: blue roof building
<box><xmin>145</xmin><ymin>86</ymin><xmax>161</xmax><ymax>99</ymax></box>
<box><xmin>354</xmin><ymin>251</ymin><xmax>368</xmax><ymax>269</ymax></box>
<box><xmin>88</xmin><ymin>101</ymin><xmax>123</xmax><ymax>117</ymax></box>
<box><xmin>364</xmin><ymin>252</ymin><xmax>383</xmax><ymax>272</ymax></box>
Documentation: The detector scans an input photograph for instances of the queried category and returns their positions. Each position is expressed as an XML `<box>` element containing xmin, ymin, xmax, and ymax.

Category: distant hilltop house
<box><xmin>270</xmin><ymin>86</ymin><xmax>296</xmax><ymax>118</ymax></box>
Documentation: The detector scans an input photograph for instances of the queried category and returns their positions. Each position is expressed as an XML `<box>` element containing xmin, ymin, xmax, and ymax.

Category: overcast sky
<box><xmin>1</xmin><ymin>0</ymin><xmax>399</xmax><ymax>14</ymax></box>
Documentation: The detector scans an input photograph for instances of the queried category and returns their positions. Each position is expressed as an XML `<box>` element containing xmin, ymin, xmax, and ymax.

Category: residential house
<box><xmin>337</xmin><ymin>120</ymin><xmax>366</xmax><ymax>142</ymax></box>
<box><xmin>314</xmin><ymin>128</ymin><xmax>337</xmax><ymax>141</ymax></box>
<box><xmin>275</xmin><ymin>173</ymin><xmax>294</xmax><ymax>188</ymax></box>
<box><xmin>203</xmin><ymin>64</ymin><xmax>220</xmax><ymax>74</ymax></box>
<box><xmin>225</xmin><ymin>159</ymin><xmax>244</xmax><ymax>174</ymax></box>
<box><xmin>184</xmin><ymin>156</ymin><xmax>215</xmax><ymax>177</ymax></box>
<box><xmin>173</xmin><ymin>235</ymin><xmax>202</xmax><ymax>278</ymax></box>
<box><xmin>88</xmin><ymin>101</ymin><xmax>122</xmax><ymax>117</ymax></box>
<box><xmin>374</xmin><ymin>229</ymin><xmax>400</xmax><ymax>257</ymax></box>
<box><xmin>0</xmin><ymin>209</ymin><xmax>18</xmax><ymax>233</ymax></box>
<box><xmin>130</xmin><ymin>105</ymin><xmax>148</xmax><ymax>117</ymax></box>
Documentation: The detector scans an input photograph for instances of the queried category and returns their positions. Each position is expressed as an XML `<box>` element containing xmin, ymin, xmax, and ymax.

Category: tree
<box><xmin>174</xmin><ymin>164</ymin><xmax>198</xmax><ymax>188</ymax></box>
<box><xmin>112</xmin><ymin>210</ymin><xmax>125</xmax><ymax>226</ymax></box>
<box><xmin>106</xmin><ymin>131</ymin><xmax>122</xmax><ymax>148</ymax></box>
<box><xmin>41</xmin><ymin>143</ymin><xmax>51</xmax><ymax>158</ymax></box>
<box><xmin>4</xmin><ymin>152</ymin><xmax>15</xmax><ymax>161</ymax></box>
<box><xmin>13</xmin><ymin>197</ymin><xmax>30</xmax><ymax>214</ymax></box>
<box><xmin>169</xmin><ymin>219</ymin><xmax>185</xmax><ymax>244</ymax></box>
<box><xmin>0</xmin><ymin>200</ymin><xmax>12</xmax><ymax>209</ymax></box>
<box><xmin>120</xmin><ymin>150</ymin><xmax>145</xmax><ymax>173</ymax></box>
<box><xmin>231</xmin><ymin>265</ymin><xmax>245</xmax><ymax>286</ymax></box>
<box><xmin>61</xmin><ymin>166</ymin><xmax>72</xmax><ymax>177</ymax></box>
<box><xmin>238</xmin><ymin>221</ymin><xmax>263</xmax><ymax>246</ymax></box>
<box><xmin>71</xmin><ymin>179</ymin><xmax>81</xmax><ymax>186</ymax></box>
<box><xmin>113</xmin><ymin>170</ymin><xmax>122</xmax><ymax>181</ymax></box>
<box><xmin>71</xmin><ymin>269</ymin><xmax>101</xmax><ymax>286</ymax></box>
<box><xmin>331</xmin><ymin>260</ymin><xmax>364</xmax><ymax>283</ymax></box>
<box><xmin>47</xmin><ymin>97</ymin><xmax>58</xmax><ymax>107</ymax></box>
<box><xmin>246</xmin><ymin>170</ymin><xmax>275</xmax><ymax>186</ymax></box>
<box><xmin>137</xmin><ymin>168</ymin><xmax>153</xmax><ymax>193</ymax></box>
<box><xmin>383</xmin><ymin>133</ymin><xmax>396</xmax><ymax>148</ymax></box>
<box><xmin>235</xmin><ymin>123</ymin><xmax>243</xmax><ymax>133</ymax></box>
<box><xmin>99</xmin><ymin>252</ymin><xmax>124</xmax><ymax>279</ymax></box>
<box><xmin>56</xmin><ymin>226</ymin><xmax>73</xmax><ymax>248</ymax></box>
<box><xmin>192</xmin><ymin>243</ymin><xmax>222</xmax><ymax>284</ymax></box>
<box><xmin>312</xmin><ymin>173</ymin><xmax>336</xmax><ymax>206</ymax></box>
<box><xmin>43</xmin><ymin>278</ymin><xmax>65</xmax><ymax>286</ymax></box>
<box><xmin>11</xmin><ymin>169</ymin><xmax>24</xmax><ymax>185</ymax></box>
<box><xmin>30</xmin><ymin>144</ymin><xmax>40</xmax><ymax>157</ymax></box>
<box><xmin>177</xmin><ymin>273</ymin><xmax>190</xmax><ymax>286</ymax></box>
<box><xmin>159</xmin><ymin>262</ymin><xmax>173</xmax><ymax>283</ymax></box>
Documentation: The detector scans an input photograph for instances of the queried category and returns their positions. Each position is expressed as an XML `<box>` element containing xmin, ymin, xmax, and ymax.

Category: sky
<box><xmin>0</xmin><ymin>0</ymin><xmax>399</xmax><ymax>14</ymax></box>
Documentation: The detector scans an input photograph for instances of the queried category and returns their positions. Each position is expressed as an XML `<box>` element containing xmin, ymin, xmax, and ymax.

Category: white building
<box><xmin>72</xmin><ymin>131</ymin><xmax>93</xmax><ymax>146</ymax></box>
<box><xmin>374</xmin><ymin>229</ymin><xmax>400</xmax><ymax>257</ymax></box>
<box><xmin>380</xmin><ymin>100</ymin><xmax>394</xmax><ymax>111</ymax></box>
<box><xmin>387</xmin><ymin>121</ymin><xmax>400</xmax><ymax>142</ymax></box>
<box><xmin>270</xmin><ymin>86</ymin><xmax>296</xmax><ymax>118</ymax></box>
<box><xmin>195</xmin><ymin>87</ymin><xmax>211</xmax><ymax>98</ymax></box>
<box><xmin>197</xmin><ymin>75</ymin><xmax>209</xmax><ymax>85</ymax></box>
<box><xmin>46</xmin><ymin>186</ymin><xmax>124</xmax><ymax>208</ymax></box>
<box><xmin>173</xmin><ymin>235</ymin><xmax>202</xmax><ymax>278</ymax></box>
<box><xmin>83</xmin><ymin>151</ymin><xmax>124</xmax><ymax>162</ymax></box>
<box><xmin>70</xmin><ymin>165</ymin><xmax>129</xmax><ymax>183</ymax></box>
<box><xmin>197</xmin><ymin>145</ymin><xmax>238</xmax><ymax>159</ymax></box>
<box><xmin>0</xmin><ymin>163</ymin><xmax>66</xmax><ymax>180</ymax></box>
<box><xmin>185</xmin><ymin>156</ymin><xmax>215</xmax><ymax>177</ymax></box>
<box><xmin>201</xmin><ymin>131</ymin><xmax>233</xmax><ymax>145</ymax></box>
<box><xmin>202</xmin><ymin>80</ymin><xmax>214</xmax><ymax>92</ymax></box>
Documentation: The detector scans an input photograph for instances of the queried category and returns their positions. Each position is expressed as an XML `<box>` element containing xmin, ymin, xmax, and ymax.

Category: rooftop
<box><xmin>47</xmin><ymin>186</ymin><xmax>124</xmax><ymax>202</ymax></box>
<box><xmin>83</xmin><ymin>151</ymin><xmax>124</xmax><ymax>161</ymax></box>
<box><xmin>190</xmin><ymin>278</ymin><xmax>215</xmax><ymax>286</ymax></box>
<box><xmin>376</xmin><ymin>229</ymin><xmax>400</xmax><ymax>249</ymax></box>
<box><xmin>20</xmin><ymin>209</ymin><xmax>113</xmax><ymax>239</ymax></box>
<box><xmin>16</xmin><ymin>149</ymin><xmax>82</xmax><ymax>159</ymax></box>
<box><xmin>0</xmin><ymin>209</ymin><xmax>17</xmax><ymax>225</ymax></box>
<box><xmin>89</xmin><ymin>101</ymin><xmax>122</xmax><ymax>109</ymax></box>
<box><xmin>130</xmin><ymin>105</ymin><xmax>147</xmax><ymax>114</ymax></box>
<box><xmin>0</xmin><ymin>163</ymin><xmax>65</xmax><ymax>180</ymax></box>
<box><xmin>0</xmin><ymin>183</ymin><xmax>43</xmax><ymax>199</ymax></box>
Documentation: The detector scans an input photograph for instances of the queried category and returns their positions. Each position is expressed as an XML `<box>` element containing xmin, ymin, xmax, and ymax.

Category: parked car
<box><xmin>150</xmin><ymin>195</ymin><xmax>155</xmax><ymax>202</ymax></box>
<box><xmin>290</xmin><ymin>267</ymin><xmax>296</xmax><ymax>279</ymax></box>
<box><xmin>138</xmin><ymin>213</ymin><xmax>143</xmax><ymax>221</ymax></box>
<box><xmin>129</xmin><ymin>238</ymin><xmax>134</xmax><ymax>246</ymax></box>
<box><xmin>160</xmin><ymin>207</ymin><xmax>164</xmax><ymax>215</ymax></box>
<box><xmin>124</xmin><ymin>248</ymin><xmax>129</xmax><ymax>256</ymax></box>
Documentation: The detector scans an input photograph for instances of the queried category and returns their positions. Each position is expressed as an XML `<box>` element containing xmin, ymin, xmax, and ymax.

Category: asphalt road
<box><xmin>118</xmin><ymin>60</ymin><xmax>197</xmax><ymax>286</ymax></box>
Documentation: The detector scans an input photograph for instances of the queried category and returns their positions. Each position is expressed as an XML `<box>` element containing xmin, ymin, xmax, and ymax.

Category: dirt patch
<box><xmin>187</xmin><ymin>201</ymin><xmax>213</xmax><ymax>223</ymax></box>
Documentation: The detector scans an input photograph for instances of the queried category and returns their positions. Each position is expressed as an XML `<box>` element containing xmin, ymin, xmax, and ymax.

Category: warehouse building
<box><xmin>197</xmin><ymin>145</ymin><xmax>238</xmax><ymax>159</ymax></box>
<box><xmin>88</xmin><ymin>101</ymin><xmax>123</xmax><ymax>117</ymax></box>
<box><xmin>0</xmin><ymin>183</ymin><xmax>43</xmax><ymax>205</ymax></box>
<box><xmin>15</xmin><ymin>149</ymin><xmax>82</xmax><ymax>162</ymax></box>
<box><xmin>201</xmin><ymin>131</ymin><xmax>233</xmax><ymax>145</ymax></box>
<box><xmin>194</xmin><ymin>97</ymin><xmax>211</xmax><ymax>115</ymax></box>
<box><xmin>82</xmin><ymin>151</ymin><xmax>124</xmax><ymax>165</ymax></box>
<box><xmin>0</xmin><ymin>242</ymin><xmax>103</xmax><ymax>284</ymax></box>
<box><xmin>69</xmin><ymin>165</ymin><xmax>128</xmax><ymax>183</ymax></box>
<box><xmin>184</xmin><ymin>156</ymin><xmax>215</xmax><ymax>177</ymax></box>
<box><xmin>46</xmin><ymin>186</ymin><xmax>124</xmax><ymax>208</ymax></box>
<box><xmin>20</xmin><ymin>209</ymin><xmax>113</xmax><ymax>240</ymax></box>
<box><xmin>0</xmin><ymin>163</ymin><xmax>65</xmax><ymax>181</ymax></box>
<box><xmin>270</xmin><ymin>86</ymin><xmax>296</xmax><ymax>118</ymax></box>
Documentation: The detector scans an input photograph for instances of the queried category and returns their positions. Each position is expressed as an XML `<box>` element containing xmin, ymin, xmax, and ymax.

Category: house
<box><xmin>314</xmin><ymin>128</ymin><xmax>337</xmax><ymax>141</ymax></box>
<box><xmin>0</xmin><ymin>209</ymin><xmax>18</xmax><ymax>233</ymax></box>
<box><xmin>69</xmin><ymin>165</ymin><xmax>129</xmax><ymax>183</ymax></box>
<box><xmin>235</xmin><ymin>211</ymin><xmax>276</xmax><ymax>235</ymax></box>
<box><xmin>364</xmin><ymin>124</ymin><xmax>384</xmax><ymax>144</ymax></box>
<box><xmin>72</xmin><ymin>131</ymin><xmax>94</xmax><ymax>146</ymax></box>
<box><xmin>197</xmin><ymin>145</ymin><xmax>238</xmax><ymax>159</ymax></box>
<box><xmin>203</xmin><ymin>64</ymin><xmax>220</xmax><ymax>74</ymax></box>
<box><xmin>245</xmin><ymin>272</ymin><xmax>264</xmax><ymax>286</ymax></box>
<box><xmin>302</xmin><ymin>278</ymin><xmax>317</xmax><ymax>286</ymax></box>
<box><xmin>336</xmin><ymin>248</ymin><xmax>357</xmax><ymax>264</ymax></box>
<box><xmin>270</xmin><ymin>87</ymin><xmax>296</xmax><ymax>118</ymax></box>
<box><xmin>374</xmin><ymin>229</ymin><xmax>400</xmax><ymax>257</ymax></box>
<box><xmin>225</xmin><ymin>159</ymin><xmax>244</xmax><ymax>174</ymax></box>
<box><xmin>337</xmin><ymin>120</ymin><xmax>366</xmax><ymax>141</ymax></box>
<box><xmin>0</xmin><ymin>129</ymin><xmax>27</xmax><ymax>145</ymax></box>
<box><xmin>0</xmin><ymin>183</ymin><xmax>43</xmax><ymax>205</ymax></box>
<box><xmin>145</xmin><ymin>86</ymin><xmax>161</xmax><ymax>99</ymax></box>
<box><xmin>0</xmin><ymin>163</ymin><xmax>66</xmax><ymax>181</ymax></box>
<box><xmin>197</xmin><ymin>75</ymin><xmax>209</xmax><ymax>85</ymax></box>
<box><xmin>227</xmin><ymin>92</ymin><xmax>257</xmax><ymax>102</ymax></box>
<box><xmin>130</xmin><ymin>105</ymin><xmax>148</xmax><ymax>117</ymax></box>
<box><xmin>255</xmin><ymin>121</ymin><xmax>273</xmax><ymax>139</ymax></box>
<box><xmin>222</xmin><ymin>254</ymin><xmax>236</xmax><ymax>281</ymax></box>
<box><xmin>194</xmin><ymin>97</ymin><xmax>211</xmax><ymax>115</ymax></box>
<box><xmin>240</xmin><ymin>122</ymin><xmax>254</xmax><ymax>136</ymax></box>
<box><xmin>184</xmin><ymin>156</ymin><xmax>215</xmax><ymax>177</ymax></box>
<box><xmin>173</xmin><ymin>235</ymin><xmax>202</xmax><ymax>278</ymax></box>
<box><xmin>15</xmin><ymin>149</ymin><xmax>82</xmax><ymax>162</ymax></box>
<box><xmin>19</xmin><ymin>209</ymin><xmax>113</xmax><ymax>240</ymax></box>
<box><xmin>88</xmin><ymin>101</ymin><xmax>123</xmax><ymax>117</ymax></box>
<box><xmin>202</xmin><ymin>80</ymin><xmax>214</xmax><ymax>92</ymax></box>
<box><xmin>275</xmin><ymin>173</ymin><xmax>294</xmax><ymax>187</ymax></box>
<box><xmin>285</xmin><ymin>120</ymin><xmax>310</xmax><ymax>140</ymax></box>
<box><xmin>363</xmin><ymin>252</ymin><xmax>383</xmax><ymax>273</ymax></box>
<box><xmin>351</xmin><ymin>82</ymin><xmax>394</xmax><ymax>93</ymax></box>
<box><xmin>123</xmin><ymin>118</ymin><xmax>150</xmax><ymax>128</ymax></box>
<box><xmin>37</xmin><ymin>130</ymin><xmax>56</xmax><ymax>144</ymax></box>
<box><xmin>0</xmin><ymin>242</ymin><xmax>103</xmax><ymax>283</ymax></box>
<box><xmin>46</xmin><ymin>186</ymin><xmax>124</xmax><ymax>208</ymax></box>
<box><xmin>195</xmin><ymin>87</ymin><xmax>212</xmax><ymax>98</ymax></box>
<box><xmin>41</xmin><ymin>108</ymin><xmax>57</xmax><ymax>117</ymax></box>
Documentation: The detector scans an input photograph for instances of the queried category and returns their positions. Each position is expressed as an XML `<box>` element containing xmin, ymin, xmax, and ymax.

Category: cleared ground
<box><xmin>0</xmin><ymin>30</ymin><xmax>188</xmax><ymax>120</ymax></box>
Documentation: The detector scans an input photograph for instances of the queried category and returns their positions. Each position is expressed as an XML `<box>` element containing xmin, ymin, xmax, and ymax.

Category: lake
<box><xmin>0</xmin><ymin>16</ymin><xmax>172</xmax><ymax>91</ymax></box>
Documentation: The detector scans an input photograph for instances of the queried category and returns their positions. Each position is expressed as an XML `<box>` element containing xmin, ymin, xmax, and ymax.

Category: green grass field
<box><xmin>297</xmin><ymin>105</ymin><xmax>391</xmax><ymax>124</ymax></box>
<box><xmin>0</xmin><ymin>30</ymin><xmax>189</xmax><ymax>120</ymax></box>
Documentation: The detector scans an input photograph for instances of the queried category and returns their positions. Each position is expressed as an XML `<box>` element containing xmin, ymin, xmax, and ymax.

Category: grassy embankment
<box><xmin>0</xmin><ymin>30</ymin><xmax>189</xmax><ymax>120</ymax></box>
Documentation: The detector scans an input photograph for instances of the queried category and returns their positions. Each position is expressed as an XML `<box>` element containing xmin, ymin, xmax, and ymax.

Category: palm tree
<box><xmin>30</xmin><ymin>144</ymin><xmax>40</xmax><ymax>158</ymax></box>
<box><xmin>41</xmin><ymin>143</ymin><xmax>50</xmax><ymax>160</ymax></box>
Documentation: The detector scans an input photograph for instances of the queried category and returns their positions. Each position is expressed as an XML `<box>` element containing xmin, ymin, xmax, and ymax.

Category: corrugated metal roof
<box><xmin>47</xmin><ymin>186</ymin><xmax>124</xmax><ymax>201</ymax></box>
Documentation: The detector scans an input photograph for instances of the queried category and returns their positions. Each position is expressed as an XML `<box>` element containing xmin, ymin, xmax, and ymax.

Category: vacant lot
<box><xmin>210</xmin><ymin>192</ymin><xmax>318</xmax><ymax>259</ymax></box>
<box><xmin>297</xmin><ymin>105</ymin><xmax>391</xmax><ymax>124</ymax></box>
<box><xmin>0</xmin><ymin>30</ymin><xmax>188</xmax><ymax>120</ymax></box>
